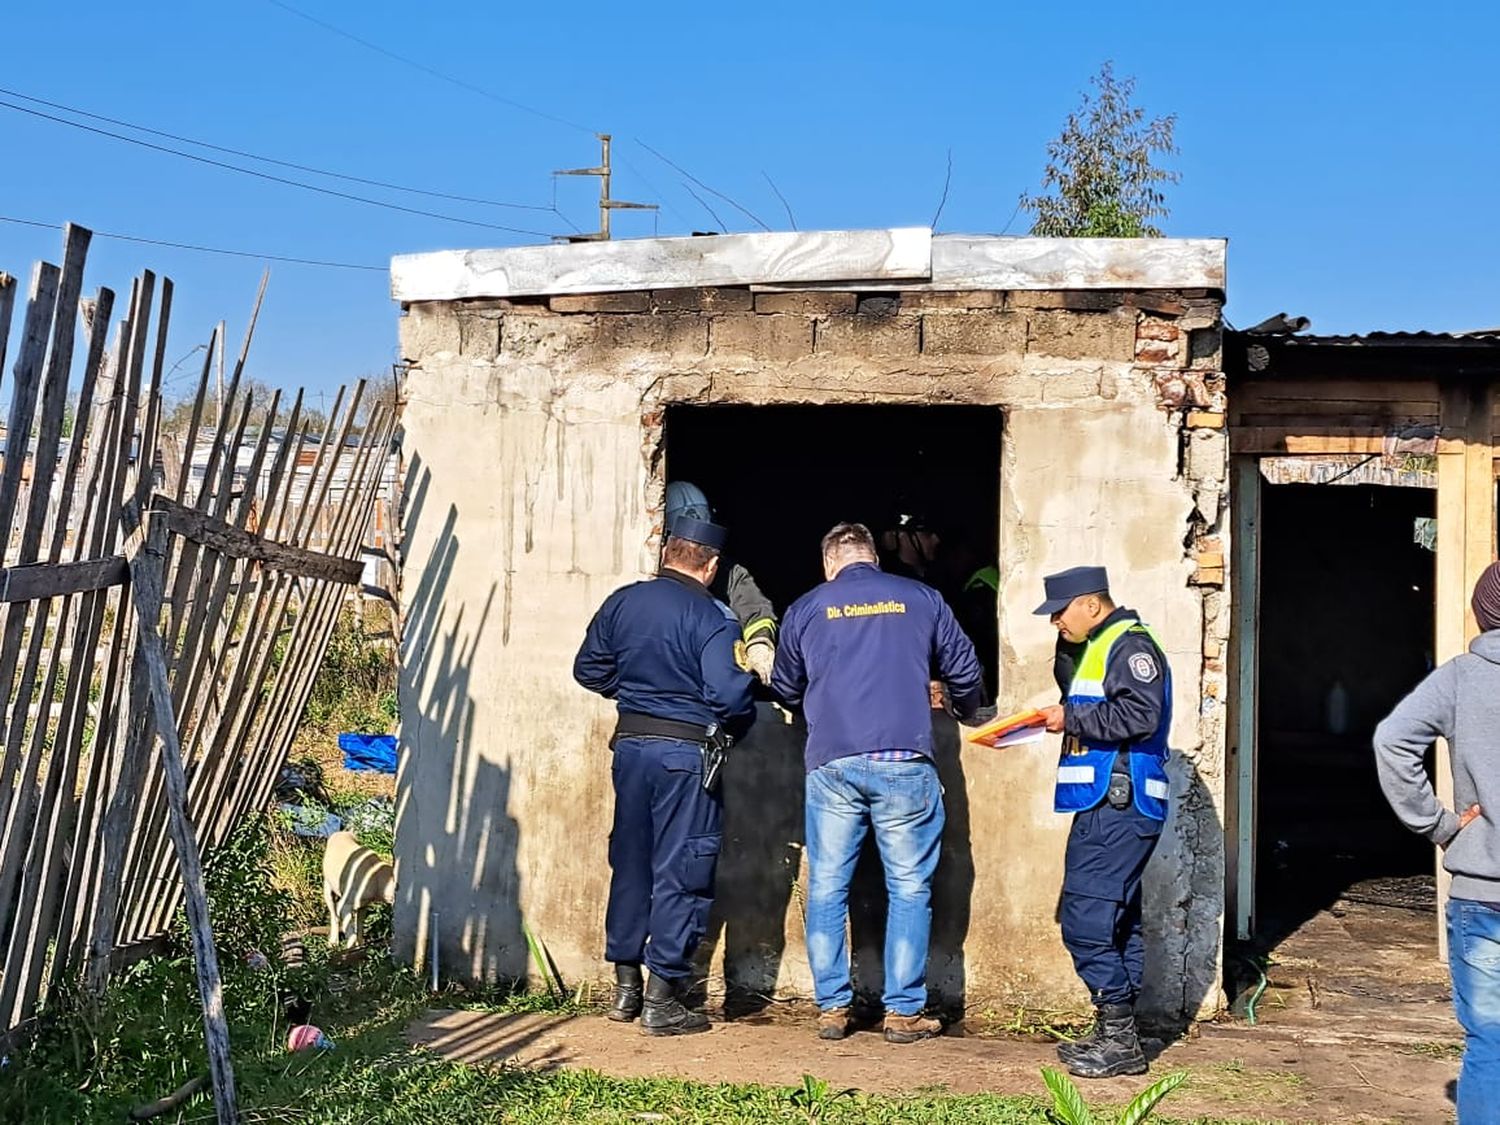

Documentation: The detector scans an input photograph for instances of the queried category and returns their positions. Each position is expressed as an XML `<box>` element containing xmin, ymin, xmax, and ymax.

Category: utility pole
<box><xmin>554</xmin><ymin>134</ymin><xmax>657</xmax><ymax>241</ymax></box>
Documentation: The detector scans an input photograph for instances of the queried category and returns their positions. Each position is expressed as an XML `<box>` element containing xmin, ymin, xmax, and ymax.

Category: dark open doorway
<box><xmin>664</xmin><ymin>403</ymin><xmax>1002</xmax><ymax>1018</ymax></box>
<box><xmin>663</xmin><ymin>403</ymin><xmax>1003</xmax><ymax>680</ymax></box>
<box><xmin>1255</xmin><ymin>481</ymin><xmax>1436</xmax><ymax>941</ymax></box>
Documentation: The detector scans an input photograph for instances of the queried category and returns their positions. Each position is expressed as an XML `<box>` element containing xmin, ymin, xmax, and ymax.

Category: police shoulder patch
<box><xmin>1128</xmin><ymin>652</ymin><xmax>1159</xmax><ymax>683</ymax></box>
<box><xmin>733</xmin><ymin>639</ymin><xmax>751</xmax><ymax>673</ymax></box>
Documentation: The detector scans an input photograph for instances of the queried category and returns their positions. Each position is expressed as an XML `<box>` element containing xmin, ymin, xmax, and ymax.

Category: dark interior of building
<box><xmin>664</xmin><ymin>404</ymin><xmax>1003</xmax><ymax>678</ymax></box>
<box><xmin>1255</xmin><ymin>482</ymin><xmax>1437</xmax><ymax>940</ymax></box>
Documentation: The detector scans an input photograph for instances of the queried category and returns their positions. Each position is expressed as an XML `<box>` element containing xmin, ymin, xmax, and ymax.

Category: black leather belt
<box><xmin>613</xmin><ymin>713</ymin><xmax>711</xmax><ymax>745</ymax></box>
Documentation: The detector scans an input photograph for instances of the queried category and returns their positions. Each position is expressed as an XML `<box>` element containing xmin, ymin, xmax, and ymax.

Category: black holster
<box><xmin>700</xmin><ymin>724</ymin><xmax>733</xmax><ymax>795</ymax></box>
<box><xmin>613</xmin><ymin>713</ymin><xmax>731</xmax><ymax>795</ymax></box>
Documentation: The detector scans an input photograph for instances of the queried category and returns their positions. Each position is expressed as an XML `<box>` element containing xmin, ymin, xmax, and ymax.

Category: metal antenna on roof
<box><xmin>553</xmin><ymin>134</ymin><xmax>657</xmax><ymax>241</ymax></box>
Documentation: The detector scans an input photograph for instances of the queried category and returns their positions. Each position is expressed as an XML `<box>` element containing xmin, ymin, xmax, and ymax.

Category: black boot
<box><xmin>1065</xmin><ymin>1003</ymin><xmax>1147</xmax><ymax>1079</ymax></box>
<box><xmin>607</xmin><ymin>963</ymin><xmax>643</xmax><ymax>1023</ymax></box>
<box><xmin>640</xmin><ymin>973</ymin><xmax>710</xmax><ymax>1036</ymax></box>
<box><xmin>1055</xmin><ymin>1007</ymin><xmax>1105</xmax><ymax>1064</ymax></box>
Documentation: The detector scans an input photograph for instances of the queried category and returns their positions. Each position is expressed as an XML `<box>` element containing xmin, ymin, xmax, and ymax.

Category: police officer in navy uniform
<box><xmin>573</xmin><ymin>517</ymin><xmax>757</xmax><ymax>1035</ymax></box>
<box><xmin>1034</xmin><ymin>566</ymin><xmax>1172</xmax><ymax>1079</ymax></box>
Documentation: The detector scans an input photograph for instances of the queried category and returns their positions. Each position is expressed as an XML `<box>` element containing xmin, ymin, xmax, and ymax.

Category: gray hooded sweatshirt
<box><xmin>1374</xmin><ymin>630</ymin><xmax>1500</xmax><ymax>901</ymax></box>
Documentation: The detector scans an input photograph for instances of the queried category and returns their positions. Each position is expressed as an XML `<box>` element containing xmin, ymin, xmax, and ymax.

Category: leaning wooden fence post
<box><xmin>126</xmin><ymin>509</ymin><xmax>238</xmax><ymax>1124</ymax></box>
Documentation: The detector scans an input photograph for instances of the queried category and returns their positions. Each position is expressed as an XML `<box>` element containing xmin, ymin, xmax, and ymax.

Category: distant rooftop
<box><xmin>390</xmin><ymin>228</ymin><xmax>1227</xmax><ymax>303</ymax></box>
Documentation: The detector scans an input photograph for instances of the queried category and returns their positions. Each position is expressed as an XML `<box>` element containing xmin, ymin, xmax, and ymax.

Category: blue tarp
<box><xmin>339</xmin><ymin>733</ymin><xmax>397</xmax><ymax>774</ymax></box>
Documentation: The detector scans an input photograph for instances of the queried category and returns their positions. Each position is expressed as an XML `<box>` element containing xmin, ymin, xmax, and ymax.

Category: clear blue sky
<box><xmin>2</xmin><ymin>2</ymin><xmax>1496</xmax><ymax>398</ymax></box>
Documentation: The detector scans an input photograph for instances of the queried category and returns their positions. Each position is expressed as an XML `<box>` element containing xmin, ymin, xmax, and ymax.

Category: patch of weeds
<box><xmin>303</xmin><ymin>605</ymin><xmax>397</xmax><ymax>737</ymax></box>
<box><xmin>1406</xmin><ymin>1040</ymin><xmax>1463</xmax><ymax>1062</ymax></box>
<box><xmin>1185</xmin><ymin>1059</ymin><xmax>1306</xmax><ymax>1108</ymax></box>
<box><xmin>449</xmin><ymin>979</ymin><xmax>589</xmax><ymax>1017</ymax></box>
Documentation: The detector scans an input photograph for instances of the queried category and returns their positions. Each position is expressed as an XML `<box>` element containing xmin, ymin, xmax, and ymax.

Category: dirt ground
<box><xmin>407</xmin><ymin>898</ymin><xmax>1461</xmax><ymax>1124</ymax></box>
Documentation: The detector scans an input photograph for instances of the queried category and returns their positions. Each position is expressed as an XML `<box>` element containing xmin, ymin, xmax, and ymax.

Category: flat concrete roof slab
<box><xmin>391</xmin><ymin>228</ymin><xmax>1226</xmax><ymax>302</ymax></box>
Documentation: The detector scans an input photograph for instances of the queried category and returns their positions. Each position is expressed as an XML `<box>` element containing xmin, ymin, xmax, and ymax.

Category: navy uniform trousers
<box><xmin>605</xmin><ymin>735</ymin><xmax>724</xmax><ymax>980</ymax></box>
<box><xmin>1059</xmin><ymin>800</ymin><xmax>1163</xmax><ymax>1005</ymax></box>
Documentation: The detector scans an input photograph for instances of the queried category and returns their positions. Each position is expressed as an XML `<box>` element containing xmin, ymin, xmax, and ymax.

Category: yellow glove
<box><xmin>746</xmin><ymin>638</ymin><xmax>776</xmax><ymax>686</ymax></box>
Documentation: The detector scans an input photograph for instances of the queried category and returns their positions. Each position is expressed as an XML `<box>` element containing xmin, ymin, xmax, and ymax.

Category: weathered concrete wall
<box><xmin>394</xmin><ymin>285</ymin><xmax>1227</xmax><ymax>1020</ymax></box>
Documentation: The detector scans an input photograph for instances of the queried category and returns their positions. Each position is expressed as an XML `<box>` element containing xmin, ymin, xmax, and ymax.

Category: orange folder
<box><xmin>965</xmin><ymin>707</ymin><xmax>1048</xmax><ymax>749</ymax></box>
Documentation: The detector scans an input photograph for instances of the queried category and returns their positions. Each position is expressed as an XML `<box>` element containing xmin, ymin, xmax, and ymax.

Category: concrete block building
<box><xmin>389</xmin><ymin>228</ymin><xmax>1230</xmax><ymax>1020</ymax></box>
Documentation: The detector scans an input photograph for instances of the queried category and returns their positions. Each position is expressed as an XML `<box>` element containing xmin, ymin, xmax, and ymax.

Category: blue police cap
<box><xmin>669</xmin><ymin>516</ymin><xmax>728</xmax><ymax>552</ymax></box>
<box><xmin>1034</xmin><ymin>565</ymin><xmax>1109</xmax><ymax>615</ymax></box>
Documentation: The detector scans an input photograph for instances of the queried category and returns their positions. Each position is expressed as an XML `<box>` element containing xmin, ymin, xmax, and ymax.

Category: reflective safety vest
<box><xmin>1056</xmin><ymin>618</ymin><xmax>1172</xmax><ymax>821</ymax></box>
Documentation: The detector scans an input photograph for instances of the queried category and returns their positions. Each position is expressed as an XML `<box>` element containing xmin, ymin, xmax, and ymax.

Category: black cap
<box><xmin>1034</xmin><ymin>565</ymin><xmax>1109</xmax><ymax>616</ymax></box>
<box><xmin>669</xmin><ymin>517</ymin><xmax>728</xmax><ymax>551</ymax></box>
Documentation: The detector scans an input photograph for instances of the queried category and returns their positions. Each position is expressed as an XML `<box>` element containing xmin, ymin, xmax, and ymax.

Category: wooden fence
<box><xmin>0</xmin><ymin>225</ymin><xmax>395</xmax><ymax>1118</ymax></box>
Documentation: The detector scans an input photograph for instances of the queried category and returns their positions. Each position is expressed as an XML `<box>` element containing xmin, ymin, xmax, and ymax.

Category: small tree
<box><xmin>1021</xmin><ymin>62</ymin><xmax>1180</xmax><ymax>238</ymax></box>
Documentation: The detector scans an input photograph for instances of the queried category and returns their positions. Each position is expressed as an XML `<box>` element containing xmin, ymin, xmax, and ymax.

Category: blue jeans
<box><xmin>1449</xmin><ymin>897</ymin><xmax>1500</xmax><ymax>1122</ymax></box>
<box><xmin>804</xmin><ymin>755</ymin><xmax>945</xmax><ymax>1016</ymax></box>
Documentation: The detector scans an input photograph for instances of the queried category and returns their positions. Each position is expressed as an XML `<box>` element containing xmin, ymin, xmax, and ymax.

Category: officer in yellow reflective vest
<box><xmin>1035</xmin><ymin>566</ymin><xmax>1171</xmax><ymax>1080</ymax></box>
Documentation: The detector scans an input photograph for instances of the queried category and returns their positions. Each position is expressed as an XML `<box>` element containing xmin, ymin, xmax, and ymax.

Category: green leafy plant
<box><xmin>521</xmin><ymin>921</ymin><xmax>565</xmax><ymax>1000</ymax></box>
<box><xmin>1021</xmin><ymin>61</ymin><xmax>1179</xmax><ymax>238</ymax></box>
<box><xmin>788</xmin><ymin>1074</ymin><xmax>855</xmax><ymax>1120</ymax></box>
<box><xmin>1041</xmin><ymin>1067</ymin><xmax>1188</xmax><ymax>1125</ymax></box>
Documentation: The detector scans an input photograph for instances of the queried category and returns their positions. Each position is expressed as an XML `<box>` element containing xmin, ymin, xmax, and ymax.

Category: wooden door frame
<box><xmin>1228</xmin><ymin>380</ymin><xmax>1497</xmax><ymax>955</ymax></box>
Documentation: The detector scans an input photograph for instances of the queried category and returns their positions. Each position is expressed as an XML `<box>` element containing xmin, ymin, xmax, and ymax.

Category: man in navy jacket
<box><xmin>772</xmin><ymin>522</ymin><xmax>987</xmax><ymax>1043</ymax></box>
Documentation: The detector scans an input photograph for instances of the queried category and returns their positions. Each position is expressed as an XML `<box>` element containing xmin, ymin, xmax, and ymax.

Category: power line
<box><xmin>262</xmin><ymin>0</ymin><xmax>596</xmax><ymax>135</ymax></box>
<box><xmin>930</xmin><ymin>148</ymin><xmax>953</xmax><ymax>229</ymax></box>
<box><xmin>762</xmin><ymin>171</ymin><xmax>797</xmax><ymax>231</ymax></box>
<box><xmin>616</xmin><ymin>153</ymin><xmax>695</xmax><ymax>234</ymax></box>
<box><xmin>679</xmin><ymin>182</ymin><xmax>726</xmax><ymax>233</ymax></box>
<box><xmin>0</xmin><ymin>99</ymin><xmax>560</xmax><ymax>238</ymax></box>
<box><xmin>258</xmin><ymin>2</ymin><xmax>772</xmax><ymax>243</ymax></box>
<box><xmin>0</xmin><ymin>85</ymin><xmax>556</xmax><ymax>214</ymax></box>
<box><xmin>636</xmin><ymin>139</ymin><xmax>770</xmax><ymax>232</ymax></box>
<box><xmin>0</xmin><ymin>215</ymin><xmax>387</xmax><ymax>272</ymax></box>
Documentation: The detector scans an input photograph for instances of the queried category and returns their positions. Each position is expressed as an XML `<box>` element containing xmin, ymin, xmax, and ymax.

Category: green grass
<box><xmin>0</xmin><ymin>948</ymin><xmax>1279</xmax><ymax>1125</ymax></box>
<box><xmin>0</xmin><ymin>817</ymin><xmax>1273</xmax><ymax>1125</ymax></box>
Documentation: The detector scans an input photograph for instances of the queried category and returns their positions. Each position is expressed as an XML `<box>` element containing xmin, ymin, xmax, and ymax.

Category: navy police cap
<box><xmin>670</xmin><ymin>516</ymin><xmax>728</xmax><ymax>552</ymax></box>
<box><xmin>1034</xmin><ymin>565</ymin><xmax>1109</xmax><ymax>615</ymax></box>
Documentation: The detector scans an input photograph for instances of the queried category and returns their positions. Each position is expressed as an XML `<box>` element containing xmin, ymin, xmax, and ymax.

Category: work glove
<box><xmin>746</xmin><ymin>638</ymin><xmax>776</xmax><ymax>686</ymax></box>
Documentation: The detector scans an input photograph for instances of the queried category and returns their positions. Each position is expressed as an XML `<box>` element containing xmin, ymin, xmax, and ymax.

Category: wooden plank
<box><xmin>1232</xmin><ymin>410</ymin><xmax>1438</xmax><ymax>430</ymax></box>
<box><xmin>1229</xmin><ymin>429</ymin><xmax>1387</xmax><ymax>455</ymax></box>
<box><xmin>1432</xmin><ymin>380</ymin><xmax>1495</xmax><ymax>960</ymax></box>
<box><xmin>46</xmin><ymin>298</ymin><xmax>131</xmax><ymax>991</ymax></box>
<box><xmin>1227</xmin><ymin>458</ymin><xmax>1261</xmax><ymax>941</ymax></box>
<box><xmin>391</xmin><ymin>228</ymin><xmax>933</xmax><ymax>301</ymax></box>
<box><xmin>1237</xmin><ymin>379</ymin><xmax>1441</xmax><ymax>407</ymax></box>
<box><xmin>0</xmin><ymin>261</ymin><xmax>61</xmax><ymax>550</ymax></box>
<box><xmin>81</xmin><ymin>271</ymin><xmax>159</xmax><ymax>995</ymax></box>
<box><xmin>0</xmin><ymin>557</ymin><xmax>127</xmax><ymax>601</ymax></box>
<box><xmin>1232</xmin><ymin>399</ymin><xmax>1439</xmax><ymax>418</ymax></box>
<box><xmin>0</xmin><ymin>261</ymin><xmax>61</xmax><ymax>915</ymax></box>
<box><xmin>0</xmin><ymin>271</ymin><xmax>16</xmax><ymax>377</ymax></box>
<box><xmin>152</xmin><ymin>496</ymin><xmax>363</xmax><ymax>583</ymax></box>
<box><xmin>126</xmin><ymin>514</ymin><xmax>239</xmax><ymax>1125</ymax></box>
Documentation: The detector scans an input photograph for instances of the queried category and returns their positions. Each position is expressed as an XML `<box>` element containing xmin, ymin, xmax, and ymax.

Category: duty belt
<box><xmin>612</xmin><ymin>713</ymin><xmax>731</xmax><ymax>795</ymax></box>
<box><xmin>612</xmin><ymin>713</ymin><xmax>712</xmax><ymax>744</ymax></box>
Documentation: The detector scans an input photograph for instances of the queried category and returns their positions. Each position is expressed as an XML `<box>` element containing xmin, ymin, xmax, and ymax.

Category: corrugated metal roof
<box><xmin>1246</xmin><ymin>330</ymin><xmax>1500</xmax><ymax>346</ymax></box>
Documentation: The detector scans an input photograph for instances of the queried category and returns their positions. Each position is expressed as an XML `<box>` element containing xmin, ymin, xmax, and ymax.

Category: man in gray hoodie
<box><xmin>1374</xmin><ymin>562</ymin><xmax>1500</xmax><ymax>1123</ymax></box>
